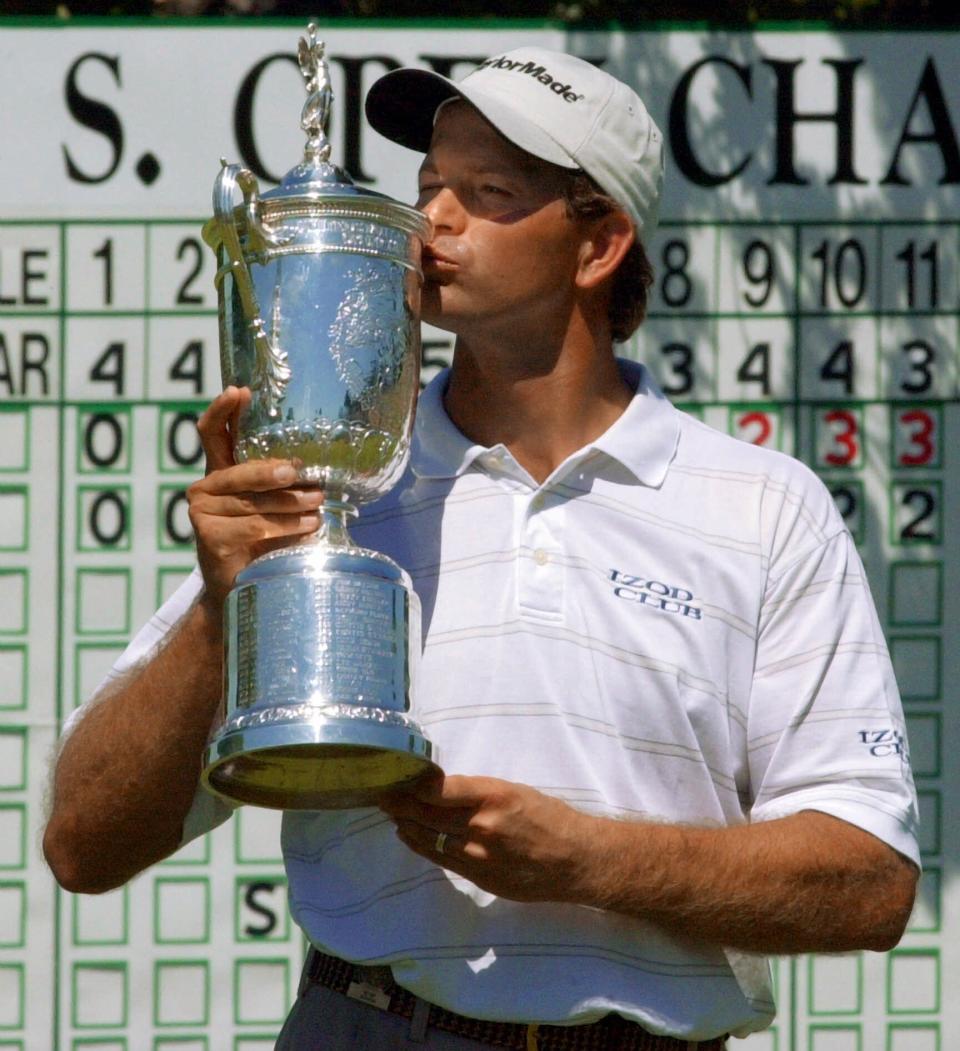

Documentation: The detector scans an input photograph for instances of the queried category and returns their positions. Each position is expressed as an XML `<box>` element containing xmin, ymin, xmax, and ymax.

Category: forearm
<box><xmin>43</xmin><ymin>597</ymin><xmax>225</xmax><ymax>894</ymax></box>
<box><xmin>567</xmin><ymin>809</ymin><xmax>918</xmax><ymax>954</ymax></box>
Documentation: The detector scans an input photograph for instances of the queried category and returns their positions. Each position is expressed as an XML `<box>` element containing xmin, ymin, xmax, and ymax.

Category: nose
<box><xmin>421</xmin><ymin>186</ymin><xmax>465</xmax><ymax>235</ymax></box>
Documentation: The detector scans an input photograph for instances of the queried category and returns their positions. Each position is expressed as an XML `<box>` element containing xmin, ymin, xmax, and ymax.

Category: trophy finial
<box><xmin>298</xmin><ymin>23</ymin><xmax>332</xmax><ymax>163</ymax></box>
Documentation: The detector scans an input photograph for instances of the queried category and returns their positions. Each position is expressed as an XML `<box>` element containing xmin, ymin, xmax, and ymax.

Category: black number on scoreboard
<box><xmin>659</xmin><ymin>343</ymin><xmax>694</xmax><ymax>395</ymax></box>
<box><xmin>89</xmin><ymin>342</ymin><xmax>125</xmax><ymax>395</ymax></box>
<box><xmin>735</xmin><ymin>342</ymin><xmax>771</xmax><ymax>395</ymax></box>
<box><xmin>812</xmin><ymin>238</ymin><xmax>867</xmax><ymax>309</ymax></box>
<box><xmin>166</xmin><ymin>412</ymin><xmax>202</xmax><ymax>468</ymax></box>
<box><xmin>827</xmin><ymin>482</ymin><xmax>863</xmax><ymax>543</ymax></box>
<box><xmin>819</xmin><ymin>341</ymin><xmax>855</xmax><ymax>395</ymax></box>
<box><xmin>899</xmin><ymin>340</ymin><xmax>935</xmax><ymax>395</ymax></box>
<box><xmin>89</xmin><ymin>490</ymin><xmax>127</xmax><ymax>547</ymax></box>
<box><xmin>169</xmin><ymin>341</ymin><xmax>204</xmax><ymax>394</ymax></box>
<box><xmin>660</xmin><ymin>239</ymin><xmax>692</xmax><ymax>308</ymax></box>
<box><xmin>92</xmin><ymin>237</ymin><xmax>113</xmax><ymax>306</ymax></box>
<box><xmin>898</xmin><ymin>487</ymin><xmax>939</xmax><ymax>543</ymax></box>
<box><xmin>741</xmin><ymin>240</ymin><xmax>774</xmax><ymax>308</ymax></box>
<box><xmin>163</xmin><ymin>489</ymin><xmax>194</xmax><ymax>547</ymax></box>
<box><xmin>176</xmin><ymin>238</ymin><xmax>205</xmax><ymax>305</ymax></box>
<box><xmin>895</xmin><ymin>241</ymin><xmax>939</xmax><ymax>310</ymax></box>
<box><xmin>83</xmin><ymin>413</ymin><xmax>124</xmax><ymax>469</ymax></box>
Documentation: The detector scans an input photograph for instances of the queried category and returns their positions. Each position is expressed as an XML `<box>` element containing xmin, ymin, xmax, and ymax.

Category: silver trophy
<box><xmin>200</xmin><ymin>26</ymin><xmax>439</xmax><ymax>809</ymax></box>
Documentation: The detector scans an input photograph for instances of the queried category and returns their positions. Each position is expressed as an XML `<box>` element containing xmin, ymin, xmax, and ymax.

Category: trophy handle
<box><xmin>212</xmin><ymin>162</ymin><xmax>291</xmax><ymax>417</ymax></box>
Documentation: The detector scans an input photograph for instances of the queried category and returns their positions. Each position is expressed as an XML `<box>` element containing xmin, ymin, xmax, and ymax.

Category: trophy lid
<box><xmin>203</xmin><ymin>25</ymin><xmax>429</xmax><ymax>258</ymax></box>
<box><xmin>256</xmin><ymin>25</ymin><xmax>399</xmax><ymax>212</ymax></box>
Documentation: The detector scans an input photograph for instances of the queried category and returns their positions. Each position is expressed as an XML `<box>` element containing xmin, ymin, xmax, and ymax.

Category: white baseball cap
<box><xmin>365</xmin><ymin>47</ymin><xmax>664</xmax><ymax>243</ymax></box>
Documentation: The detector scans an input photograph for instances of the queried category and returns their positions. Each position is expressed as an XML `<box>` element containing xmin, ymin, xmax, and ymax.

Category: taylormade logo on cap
<box><xmin>477</xmin><ymin>55</ymin><xmax>586</xmax><ymax>103</ymax></box>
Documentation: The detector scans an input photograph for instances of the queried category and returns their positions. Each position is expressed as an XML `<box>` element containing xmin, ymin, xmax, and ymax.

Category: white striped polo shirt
<box><xmin>97</xmin><ymin>359</ymin><xmax>918</xmax><ymax>1041</ymax></box>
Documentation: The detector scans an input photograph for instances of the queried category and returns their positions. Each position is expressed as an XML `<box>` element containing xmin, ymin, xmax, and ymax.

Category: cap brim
<box><xmin>365</xmin><ymin>67</ymin><xmax>578</xmax><ymax>169</ymax></box>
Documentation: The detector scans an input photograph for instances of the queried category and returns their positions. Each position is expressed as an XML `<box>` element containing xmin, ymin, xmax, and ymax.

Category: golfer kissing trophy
<box><xmin>200</xmin><ymin>25</ymin><xmax>439</xmax><ymax>809</ymax></box>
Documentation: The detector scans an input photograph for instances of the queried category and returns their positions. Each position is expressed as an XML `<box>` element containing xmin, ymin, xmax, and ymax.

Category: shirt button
<box><xmin>534</xmin><ymin>548</ymin><xmax>549</xmax><ymax>566</ymax></box>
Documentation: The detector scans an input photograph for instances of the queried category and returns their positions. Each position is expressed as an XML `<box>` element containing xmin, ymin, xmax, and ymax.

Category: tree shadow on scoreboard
<box><xmin>567</xmin><ymin>27</ymin><xmax>956</xmax><ymax>914</ymax></box>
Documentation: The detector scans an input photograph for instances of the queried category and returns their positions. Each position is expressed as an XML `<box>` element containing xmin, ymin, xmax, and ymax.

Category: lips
<box><xmin>422</xmin><ymin>247</ymin><xmax>459</xmax><ymax>285</ymax></box>
<box><xmin>422</xmin><ymin>246</ymin><xmax>458</xmax><ymax>269</ymax></box>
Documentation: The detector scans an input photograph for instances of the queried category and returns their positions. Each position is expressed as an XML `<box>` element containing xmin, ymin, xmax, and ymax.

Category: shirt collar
<box><xmin>411</xmin><ymin>357</ymin><xmax>680</xmax><ymax>488</ymax></box>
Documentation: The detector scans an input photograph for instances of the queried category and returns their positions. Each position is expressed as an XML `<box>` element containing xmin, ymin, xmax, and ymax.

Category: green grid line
<box><xmin>71</xmin><ymin>962</ymin><xmax>128</xmax><ymax>1029</ymax></box>
<box><xmin>0</xmin><ymin>728</ymin><xmax>27</xmax><ymax>792</ymax></box>
<box><xmin>0</xmin><ymin>570</ymin><xmax>28</xmax><ymax>636</ymax></box>
<box><xmin>154</xmin><ymin>877</ymin><xmax>212</xmax><ymax>945</ymax></box>
<box><xmin>0</xmin><ymin>805</ymin><xmax>26</xmax><ymax>870</ymax></box>
<box><xmin>0</xmin><ymin>408</ymin><xmax>30</xmax><ymax>473</ymax></box>
<box><xmin>886</xmin><ymin>949</ymin><xmax>942</xmax><ymax>1014</ymax></box>
<box><xmin>153</xmin><ymin>960</ymin><xmax>211</xmax><ymax>1028</ymax></box>
<box><xmin>0</xmin><ymin>963</ymin><xmax>24</xmax><ymax>1030</ymax></box>
<box><xmin>0</xmin><ymin>882</ymin><xmax>26</xmax><ymax>948</ymax></box>
<box><xmin>0</xmin><ymin>646</ymin><xmax>27</xmax><ymax>712</ymax></box>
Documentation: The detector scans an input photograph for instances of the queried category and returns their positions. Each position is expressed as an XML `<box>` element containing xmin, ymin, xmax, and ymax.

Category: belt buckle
<box><xmin>346</xmin><ymin>964</ymin><xmax>394</xmax><ymax>1012</ymax></box>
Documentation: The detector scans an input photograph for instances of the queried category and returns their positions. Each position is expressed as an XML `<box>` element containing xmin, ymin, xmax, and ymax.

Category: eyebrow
<box><xmin>417</xmin><ymin>161</ymin><xmax>534</xmax><ymax>179</ymax></box>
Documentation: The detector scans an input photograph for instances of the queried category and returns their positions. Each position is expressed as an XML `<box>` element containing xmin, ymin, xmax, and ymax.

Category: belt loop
<box><xmin>409</xmin><ymin>996</ymin><xmax>430</xmax><ymax>1042</ymax></box>
<box><xmin>526</xmin><ymin>1023</ymin><xmax>540</xmax><ymax>1051</ymax></box>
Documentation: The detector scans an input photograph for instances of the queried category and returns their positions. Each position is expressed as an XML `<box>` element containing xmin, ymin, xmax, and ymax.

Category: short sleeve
<box><xmin>747</xmin><ymin>528</ymin><xmax>920</xmax><ymax>867</ymax></box>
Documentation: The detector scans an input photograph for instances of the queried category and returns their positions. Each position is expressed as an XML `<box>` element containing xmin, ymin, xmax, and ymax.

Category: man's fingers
<box><xmin>199</xmin><ymin>511</ymin><xmax>321</xmax><ymax>551</ymax></box>
<box><xmin>191</xmin><ymin>486</ymin><xmax>324</xmax><ymax>519</ymax></box>
<box><xmin>190</xmin><ymin>459</ymin><xmax>312</xmax><ymax>498</ymax></box>
<box><xmin>405</xmin><ymin>774</ymin><xmax>495</xmax><ymax>807</ymax></box>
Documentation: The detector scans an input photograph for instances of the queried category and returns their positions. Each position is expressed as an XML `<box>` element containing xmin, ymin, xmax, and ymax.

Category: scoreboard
<box><xmin>0</xmin><ymin>21</ymin><xmax>956</xmax><ymax>1051</ymax></box>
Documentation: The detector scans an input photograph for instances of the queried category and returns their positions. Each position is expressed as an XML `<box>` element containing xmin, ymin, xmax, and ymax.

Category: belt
<box><xmin>302</xmin><ymin>948</ymin><xmax>727</xmax><ymax>1051</ymax></box>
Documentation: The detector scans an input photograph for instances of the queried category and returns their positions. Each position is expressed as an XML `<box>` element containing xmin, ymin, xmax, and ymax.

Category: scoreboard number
<box><xmin>175</xmin><ymin>237</ymin><xmax>206</xmax><ymax>306</ymax></box>
<box><xmin>814</xmin><ymin>406</ymin><xmax>863</xmax><ymax>469</ymax></box>
<box><xmin>801</xmin><ymin>228</ymin><xmax>878</xmax><ymax>313</ymax></box>
<box><xmin>729</xmin><ymin>407</ymin><xmax>781</xmax><ymax>449</ymax></box>
<box><xmin>893</xmin><ymin>406</ymin><xmax>941</xmax><ymax>468</ymax></box>
<box><xmin>159</xmin><ymin>486</ymin><xmax>194</xmax><ymax>549</ymax></box>
<box><xmin>80</xmin><ymin>410</ymin><xmax>130</xmax><ymax>473</ymax></box>
<box><xmin>160</xmin><ymin>408</ymin><xmax>203</xmax><ymax>472</ymax></box>
<box><xmin>881</xmin><ymin>225</ymin><xmax>958</xmax><ymax>314</ymax></box>
<box><xmin>77</xmin><ymin>485</ymin><xmax>131</xmax><ymax>551</ymax></box>
<box><xmin>892</xmin><ymin>481</ymin><xmax>941</xmax><ymax>545</ymax></box>
<box><xmin>828</xmin><ymin>480</ymin><xmax>864</xmax><ymax>544</ymax></box>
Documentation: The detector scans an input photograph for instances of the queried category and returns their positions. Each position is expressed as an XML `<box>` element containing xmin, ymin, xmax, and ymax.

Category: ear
<box><xmin>575</xmin><ymin>210</ymin><xmax>635</xmax><ymax>291</ymax></box>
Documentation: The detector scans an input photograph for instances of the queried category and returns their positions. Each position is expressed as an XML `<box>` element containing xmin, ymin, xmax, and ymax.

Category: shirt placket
<box><xmin>517</xmin><ymin>485</ymin><xmax>566</xmax><ymax>621</ymax></box>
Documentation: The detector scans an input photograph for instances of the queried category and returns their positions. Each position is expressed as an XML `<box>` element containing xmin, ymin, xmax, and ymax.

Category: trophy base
<box><xmin>203</xmin><ymin>707</ymin><xmax>439</xmax><ymax>810</ymax></box>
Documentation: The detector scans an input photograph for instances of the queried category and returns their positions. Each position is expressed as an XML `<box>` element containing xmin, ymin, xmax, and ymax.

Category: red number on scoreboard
<box><xmin>897</xmin><ymin>409</ymin><xmax>937</xmax><ymax>467</ymax></box>
<box><xmin>737</xmin><ymin>410</ymin><xmax>773</xmax><ymax>446</ymax></box>
<box><xmin>823</xmin><ymin>409</ymin><xmax>860</xmax><ymax>466</ymax></box>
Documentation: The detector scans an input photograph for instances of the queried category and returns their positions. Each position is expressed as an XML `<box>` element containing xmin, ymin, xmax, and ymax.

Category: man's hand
<box><xmin>380</xmin><ymin>775</ymin><xmax>590</xmax><ymax>902</ymax></box>
<box><xmin>382</xmin><ymin>775</ymin><xmax>918</xmax><ymax>954</ymax></box>
<box><xmin>188</xmin><ymin>386</ymin><xmax>323</xmax><ymax>609</ymax></box>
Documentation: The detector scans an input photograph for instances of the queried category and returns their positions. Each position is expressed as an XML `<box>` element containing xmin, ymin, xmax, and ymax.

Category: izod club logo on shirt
<box><xmin>858</xmin><ymin>728</ymin><xmax>907</xmax><ymax>759</ymax></box>
<box><xmin>608</xmin><ymin>569</ymin><xmax>702</xmax><ymax>620</ymax></box>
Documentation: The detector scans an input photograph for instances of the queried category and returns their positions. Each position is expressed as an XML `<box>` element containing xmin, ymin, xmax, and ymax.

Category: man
<box><xmin>45</xmin><ymin>48</ymin><xmax>918</xmax><ymax>1050</ymax></box>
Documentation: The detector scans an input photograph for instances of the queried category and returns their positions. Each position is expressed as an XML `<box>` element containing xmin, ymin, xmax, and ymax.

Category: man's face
<box><xmin>415</xmin><ymin>101</ymin><xmax>585</xmax><ymax>340</ymax></box>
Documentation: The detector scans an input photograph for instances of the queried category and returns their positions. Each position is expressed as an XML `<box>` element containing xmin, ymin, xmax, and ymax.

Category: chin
<box><xmin>420</xmin><ymin>287</ymin><xmax>462</xmax><ymax>334</ymax></box>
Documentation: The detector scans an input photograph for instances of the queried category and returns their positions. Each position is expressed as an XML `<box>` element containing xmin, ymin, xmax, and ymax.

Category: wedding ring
<box><xmin>435</xmin><ymin>831</ymin><xmax>448</xmax><ymax>855</ymax></box>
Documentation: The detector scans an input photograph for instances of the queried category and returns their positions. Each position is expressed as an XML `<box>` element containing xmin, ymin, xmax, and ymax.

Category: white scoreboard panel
<box><xmin>0</xmin><ymin>21</ymin><xmax>956</xmax><ymax>1051</ymax></box>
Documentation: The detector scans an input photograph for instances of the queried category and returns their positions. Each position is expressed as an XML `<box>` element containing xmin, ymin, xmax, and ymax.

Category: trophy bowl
<box><xmin>199</xmin><ymin>26</ymin><xmax>440</xmax><ymax>809</ymax></box>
